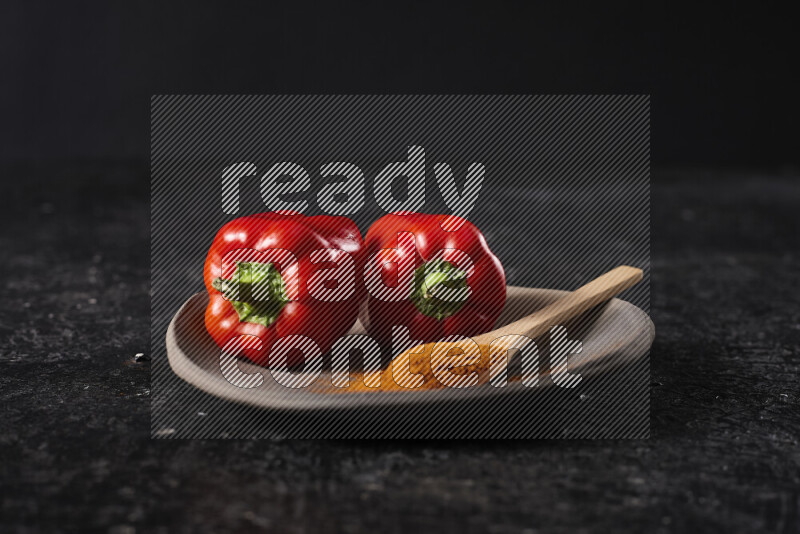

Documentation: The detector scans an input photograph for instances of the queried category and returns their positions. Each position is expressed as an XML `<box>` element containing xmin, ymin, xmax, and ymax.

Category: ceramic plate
<box><xmin>165</xmin><ymin>286</ymin><xmax>655</xmax><ymax>411</ymax></box>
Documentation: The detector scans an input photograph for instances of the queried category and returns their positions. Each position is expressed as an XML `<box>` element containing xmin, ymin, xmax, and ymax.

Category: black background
<box><xmin>2</xmin><ymin>2</ymin><xmax>799</xmax><ymax>533</ymax></box>
<box><xmin>0</xmin><ymin>0</ymin><xmax>796</xmax><ymax>167</ymax></box>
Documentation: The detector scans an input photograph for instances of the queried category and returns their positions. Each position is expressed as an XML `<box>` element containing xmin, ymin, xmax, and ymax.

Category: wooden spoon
<box><xmin>333</xmin><ymin>265</ymin><xmax>643</xmax><ymax>393</ymax></box>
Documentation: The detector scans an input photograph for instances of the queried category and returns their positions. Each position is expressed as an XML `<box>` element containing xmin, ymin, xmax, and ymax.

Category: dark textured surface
<box><xmin>1</xmin><ymin>164</ymin><xmax>799</xmax><ymax>533</ymax></box>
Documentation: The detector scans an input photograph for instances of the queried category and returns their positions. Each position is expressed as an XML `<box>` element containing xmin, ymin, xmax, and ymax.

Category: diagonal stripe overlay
<box><xmin>151</xmin><ymin>95</ymin><xmax>650</xmax><ymax>439</ymax></box>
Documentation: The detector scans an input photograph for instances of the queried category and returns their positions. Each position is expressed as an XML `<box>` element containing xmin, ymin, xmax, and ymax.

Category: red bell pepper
<box><xmin>203</xmin><ymin>212</ymin><xmax>366</xmax><ymax>366</ymax></box>
<box><xmin>363</xmin><ymin>212</ymin><xmax>506</xmax><ymax>346</ymax></box>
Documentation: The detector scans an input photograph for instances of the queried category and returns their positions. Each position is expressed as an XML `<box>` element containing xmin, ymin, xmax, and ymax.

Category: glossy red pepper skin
<box><xmin>203</xmin><ymin>212</ymin><xmax>366</xmax><ymax>366</ymax></box>
<box><xmin>363</xmin><ymin>212</ymin><xmax>506</xmax><ymax>346</ymax></box>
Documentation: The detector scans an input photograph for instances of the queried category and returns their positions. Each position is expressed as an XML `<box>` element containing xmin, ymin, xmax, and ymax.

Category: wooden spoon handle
<box><xmin>474</xmin><ymin>265</ymin><xmax>643</xmax><ymax>344</ymax></box>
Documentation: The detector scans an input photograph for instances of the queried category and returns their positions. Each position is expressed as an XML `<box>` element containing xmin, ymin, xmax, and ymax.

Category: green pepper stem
<box><xmin>411</xmin><ymin>260</ymin><xmax>470</xmax><ymax>320</ymax></box>
<box><xmin>213</xmin><ymin>261</ymin><xmax>288</xmax><ymax>327</ymax></box>
<box><xmin>421</xmin><ymin>270</ymin><xmax>460</xmax><ymax>298</ymax></box>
